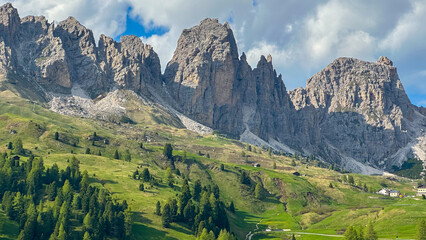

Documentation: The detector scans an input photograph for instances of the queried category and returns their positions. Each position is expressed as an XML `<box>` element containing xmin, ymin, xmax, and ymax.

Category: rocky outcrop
<box><xmin>0</xmin><ymin>3</ymin><xmax>161</xmax><ymax>98</ymax></box>
<box><xmin>164</xmin><ymin>18</ymin><xmax>295</xmax><ymax>143</ymax></box>
<box><xmin>290</xmin><ymin>57</ymin><xmax>425</xmax><ymax>172</ymax></box>
<box><xmin>98</xmin><ymin>34</ymin><xmax>162</xmax><ymax>96</ymax></box>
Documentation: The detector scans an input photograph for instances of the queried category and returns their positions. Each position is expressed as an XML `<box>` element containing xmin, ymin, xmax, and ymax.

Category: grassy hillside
<box><xmin>0</xmin><ymin>90</ymin><xmax>424</xmax><ymax>239</ymax></box>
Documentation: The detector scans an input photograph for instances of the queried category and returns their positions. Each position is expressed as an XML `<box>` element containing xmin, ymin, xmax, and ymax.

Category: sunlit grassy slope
<box><xmin>0</xmin><ymin>90</ymin><xmax>424</xmax><ymax>239</ymax></box>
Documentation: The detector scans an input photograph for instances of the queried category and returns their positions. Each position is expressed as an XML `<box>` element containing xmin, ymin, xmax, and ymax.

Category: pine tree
<box><xmin>344</xmin><ymin>225</ymin><xmax>358</xmax><ymax>240</ymax></box>
<box><xmin>348</xmin><ymin>175</ymin><xmax>355</xmax><ymax>185</ymax></box>
<box><xmin>220</xmin><ymin>164</ymin><xmax>225</xmax><ymax>171</ymax></box>
<box><xmin>268</xmin><ymin>148</ymin><xmax>272</xmax><ymax>157</ymax></box>
<box><xmin>162</xmin><ymin>203</ymin><xmax>172</xmax><ymax>228</ymax></box>
<box><xmin>85</xmin><ymin>148</ymin><xmax>91</xmax><ymax>154</ymax></box>
<box><xmin>255</xmin><ymin>183</ymin><xmax>264</xmax><ymax>200</ymax></box>
<box><xmin>142</xmin><ymin>168</ymin><xmax>150</xmax><ymax>182</ymax></box>
<box><xmin>57</xmin><ymin>223</ymin><xmax>67</xmax><ymax>240</ymax></box>
<box><xmin>114</xmin><ymin>150</ymin><xmax>120</xmax><ymax>160</ymax></box>
<box><xmin>273</xmin><ymin>162</ymin><xmax>277</xmax><ymax>169</ymax></box>
<box><xmin>163</xmin><ymin>143</ymin><xmax>173</xmax><ymax>159</ymax></box>
<box><xmin>155</xmin><ymin>201</ymin><xmax>161</xmax><ymax>216</ymax></box>
<box><xmin>217</xmin><ymin>229</ymin><xmax>236</xmax><ymax>240</ymax></box>
<box><xmin>13</xmin><ymin>138</ymin><xmax>24</xmax><ymax>155</ymax></box>
<box><xmin>54</xmin><ymin>132</ymin><xmax>59</xmax><ymax>141</ymax></box>
<box><xmin>365</xmin><ymin>221</ymin><xmax>378</xmax><ymax>240</ymax></box>
<box><xmin>7</xmin><ymin>141</ymin><xmax>12</xmax><ymax>149</ymax></box>
<box><xmin>83</xmin><ymin>232</ymin><xmax>92</xmax><ymax>240</ymax></box>
<box><xmin>193</xmin><ymin>180</ymin><xmax>202</xmax><ymax>201</ymax></box>
<box><xmin>291</xmin><ymin>159</ymin><xmax>296</xmax><ymax>166</ymax></box>
<box><xmin>329</xmin><ymin>183</ymin><xmax>333</xmax><ymax>188</ymax></box>
<box><xmin>139</xmin><ymin>183</ymin><xmax>144</xmax><ymax>191</ymax></box>
<box><xmin>83</xmin><ymin>213</ymin><xmax>93</xmax><ymax>232</ymax></box>
<box><xmin>124</xmin><ymin>149</ymin><xmax>131</xmax><ymax>162</ymax></box>
<box><xmin>124</xmin><ymin>208</ymin><xmax>133</xmax><ymax>238</ymax></box>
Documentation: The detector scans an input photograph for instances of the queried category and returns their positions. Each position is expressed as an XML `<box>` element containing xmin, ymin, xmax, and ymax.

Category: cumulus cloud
<box><xmin>380</xmin><ymin>1</ymin><xmax>426</xmax><ymax>54</ymax></box>
<box><xmin>10</xmin><ymin>0</ymin><xmax>129</xmax><ymax>39</ymax></box>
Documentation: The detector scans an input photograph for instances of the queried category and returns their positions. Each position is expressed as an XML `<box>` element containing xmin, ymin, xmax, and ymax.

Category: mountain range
<box><xmin>0</xmin><ymin>3</ymin><xmax>425</xmax><ymax>174</ymax></box>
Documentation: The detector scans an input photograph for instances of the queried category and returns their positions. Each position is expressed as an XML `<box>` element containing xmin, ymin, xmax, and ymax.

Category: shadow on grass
<box><xmin>171</xmin><ymin>223</ymin><xmax>193</xmax><ymax>235</ymax></box>
<box><xmin>133</xmin><ymin>211</ymin><xmax>153</xmax><ymax>225</ymax></box>
<box><xmin>133</xmin><ymin>223</ymin><xmax>178</xmax><ymax>240</ymax></box>
<box><xmin>89</xmin><ymin>177</ymin><xmax>118</xmax><ymax>186</ymax></box>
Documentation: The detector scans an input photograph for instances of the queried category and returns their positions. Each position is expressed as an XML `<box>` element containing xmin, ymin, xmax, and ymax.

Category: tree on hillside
<box><xmin>162</xmin><ymin>203</ymin><xmax>172</xmax><ymax>228</ymax></box>
<box><xmin>13</xmin><ymin>138</ymin><xmax>24</xmax><ymax>155</ymax></box>
<box><xmin>220</xmin><ymin>164</ymin><xmax>225</xmax><ymax>171</ymax></box>
<box><xmin>291</xmin><ymin>159</ymin><xmax>296</xmax><ymax>166</ymax></box>
<box><xmin>114</xmin><ymin>150</ymin><xmax>120</xmax><ymax>160</ymax></box>
<box><xmin>163</xmin><ymin>143</ymin><xmax>173</xmax><ymax>159</ymax></box>
<box><xmin>273</xmin><ymin>162</ymin><xmax>277</xmax><ymax>169</ymax></box>
<box><xmin>139</xmin><ymin>183</ymin><xmax>144</xmax><ymax>191</ymax></box>
<box><xmin>83</xmin><ymin>232</ymin><xmax>92</xmax><ymax>240</ymax></box>
<box><xmin>217</xmin><ymin>229</ymin><xmax>236</xmax><ymax>240</ymax></box>
<box><xmin>124</xmin><ymin>149</ymin><xmax>131</xmax><ymax>162</ymax></box>
<box><xmin>193</xmin><ymin>180</ymin><xmax>202</xmax><ymax>201</ymax></box>
<box><xmin>197</xmin><ymin>228</ymin><xmax>215</xmax><ymax>240</ymax></box>
<box><xmin>85</xmin><ymin>148</ymin><xmax>91</xmax><ymax>154</ymax></box>
<box><xmin>155</xmin><ymin>201</ymin><xmax>161</xmax><ymax>216</ymax></box>
<box><xmin>7</xmin><ymin>141</ymin><xmax>12</xmax><ymax>149</ymax></box>
<box><xmin>255</xmin><ymin>183</ymin><xmax>264</xmax><ymax>200</ymax></box>
<box><xmin>292</xmin><ymin>234</ymin><xmax>296</xmax><ymax>240</ymax></box>
<box><xmin>416</xmin><ymin>219</ymin><xmax>426</xmax><ymax>240</ymax></box>
<box><xmin>240</xmin><ymin>171</ymin><xmax>251</xmax><ymax>185</ymax></box>
<box><xmin>348</xmin><ymin>175</ymin><xmax>355</xmax><ymax>185</ymax></box>
<box><xmin>54</xmin><ymin>132</ymin><xmax>59</xmax><ymax>141</ymax></box>
<box><xmin>142</xmin><ymin>168</ymin><xmax>150</xmax><ymax>182</ymax></box>
<box><xmin>344</xmin><ymin>225</ymin><xmax>358</xmax><ymax>240</ymax></box>
<box><xmin>365</xmin><ymin>221</ymin><xmax>377</xmax><ymax>240</ymax></box>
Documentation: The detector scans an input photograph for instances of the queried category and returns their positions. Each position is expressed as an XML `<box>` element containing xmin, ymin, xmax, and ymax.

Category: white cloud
<box><xmin>380</xmin><ymin>1</ymin><xmax>426</xmax><ymax>54</ymax></box>
<box><xmin>246</xmin><ymin>41</ymin><xmax>292</xmax><ymax>70</ymax></box>
<box><xmin>10</xmin><ymin>0</ymin><xmax>129</xmax><ymax>39</ymax></box>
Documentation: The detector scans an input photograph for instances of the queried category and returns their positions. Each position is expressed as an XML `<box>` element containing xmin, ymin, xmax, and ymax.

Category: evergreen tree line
<box><xmin>0</xmin><ymin>152</ymin><xmax>131</xmax><ymax>240</ymax></box>
<box><xmin>157</xmin><ymin>179</ymin><xmax>232</xmax><ymax>239</ymax></box>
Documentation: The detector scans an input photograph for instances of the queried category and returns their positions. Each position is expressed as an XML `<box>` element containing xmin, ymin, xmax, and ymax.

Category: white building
<box><xmin>417</xmin><ymin>185</ymin><xmax>426</xmax><ymax>197</ymax></box>
<box><xmin>377</xmin><ymin>188</ymin><xmax>390</xmax><ymax>196</ymax></box>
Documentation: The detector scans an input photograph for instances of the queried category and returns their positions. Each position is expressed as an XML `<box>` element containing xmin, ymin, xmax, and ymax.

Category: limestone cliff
<box><xmin>289</xmin><ymin>57</ymin><xmax>425</xmax><ymax>172</ymax></box>
<box><xmin>0</xmin><ymin>3</ymin><xmax>161</xmax><ymax>99</ymax></box>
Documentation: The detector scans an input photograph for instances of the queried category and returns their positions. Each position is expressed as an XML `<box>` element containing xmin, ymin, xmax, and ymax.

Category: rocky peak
<box><xmin>0</xmin><ymin>2</ymin><xmax>20</xmax><ymax>44</ymax></box>
<box><xmin>164</xmin><ymin>17</ymin><xmax>240</xmax><ymax>124</ymax></box>
<box><xmin>377</xmin><ymin>56</ymin><xmax>393</xmax><ymax>66</ymax></box>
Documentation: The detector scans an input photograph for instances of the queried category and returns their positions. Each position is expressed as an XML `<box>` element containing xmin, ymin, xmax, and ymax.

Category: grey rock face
<box><xmin>164</xmin><ymin>18</ymin><xmax>294</xmax><ymax>142</ymax></box>
<box><xmin>290</xmin><ymin>57</ymin><xmax>425</xmax><ymax>171</ymax></box>
<box><xmin>0</xmin><ymin>3</ymin><xmax>161</xmax><ymax>98</ymax></box>
<box><xmin>98</xmin><ymin>34</ymin><xmax>162</xmax><ymax>96</ymax></box>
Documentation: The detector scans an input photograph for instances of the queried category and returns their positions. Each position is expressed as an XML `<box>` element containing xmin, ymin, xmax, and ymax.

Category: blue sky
<box><xmin>10</xmin><ymin>0</ymin><xmax>426</xmax><ymax>107</ymax></box>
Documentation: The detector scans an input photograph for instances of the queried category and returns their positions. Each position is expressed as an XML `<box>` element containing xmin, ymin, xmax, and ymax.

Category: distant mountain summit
<box><xmin>0</xmin><ymin>3</ymin><xmax>424</xmax><ymax>174</ymax></box>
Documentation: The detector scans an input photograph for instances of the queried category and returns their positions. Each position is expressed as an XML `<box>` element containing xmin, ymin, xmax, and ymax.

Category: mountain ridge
<box><xmin>0</xmin><ymin>3</ymin><xmax>424</xmax><ymax>174</ymax></box>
